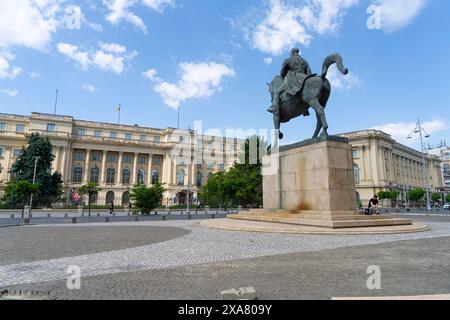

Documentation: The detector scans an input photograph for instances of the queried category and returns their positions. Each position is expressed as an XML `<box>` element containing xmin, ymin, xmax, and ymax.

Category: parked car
<box><xmin>444</xmin><ymin>204</ymin><xmax>450</xmax><ymax>210</ymax></box>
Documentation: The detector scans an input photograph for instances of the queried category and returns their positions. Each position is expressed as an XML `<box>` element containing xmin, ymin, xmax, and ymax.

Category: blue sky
<box><xmin>0</xmin><ymin>0</ymin><xmax>449</xmax><ymax>149</ymax></box>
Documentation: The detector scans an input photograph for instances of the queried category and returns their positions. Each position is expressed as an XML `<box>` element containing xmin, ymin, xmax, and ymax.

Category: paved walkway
<box><xmin>1</xmin><ymin>219</ymin><xmax>450</xmax><ymax>290</ymax></box>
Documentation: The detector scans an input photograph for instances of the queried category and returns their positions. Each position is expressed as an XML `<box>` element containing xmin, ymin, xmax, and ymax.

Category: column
<box><xmin>147</xmin><ymin>154</ymin><xmax>153</xmax><ymax>185</ymax></box>
<box><xmin>162</xmin><ymin>154</ymin><xmax>170</xmax><ymax>186</ymax></box>
<box><xmin>100</xmin><ymin>150</ymin><xmax>107</xmax><ymax>184</ymax></box>
<box><xmin>60</xmin><ymin>147</ymin><xmax>67</xmax><ymax>180</ymax></box>
<box><xmin>53</xmin><ymin>147</ymin><xmax>60</xmax><ymax>173</ymax></box>
<box><xmin>3</xmin><ymin>147</ymin><xmax>12</xmax><ymax>182</ymax></box>
<box><xmin>173</xmin><ymin>160</ymin><xmax>177</xmax><ymax>185</ymax></box>
<box><xmin>83</xmin><ymin>149</ymin><xmax>91</xmax><ymax>183</ymax></box>
<box><xmin>132</xmin><ymin>152</ymin><xmax>138</xmax><ymax>184</ymax></box>
<box><xmin>117</xmin><ymin>152</ymin><xmax>123</xmax><ymax>185</ymax></box>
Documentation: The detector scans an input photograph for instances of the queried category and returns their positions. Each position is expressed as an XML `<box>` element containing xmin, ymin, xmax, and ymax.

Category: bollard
<box><xmin>97</xmin><ymin>213</ymin><xmax>100</xmax><ymax>217</ymax></box>
<box><xmin>10</xmin><ymin>214</ymin><xmax>14</xmax><ymax>219</ymax></box>
<box><xmin>81</xmin><ymin>213</ymin><xmax>84</xmax><ymax>217</ymax></box>
<box><xmin>105</xmin><ymin>217</ymin><xmax>110</xmax><ymax>223</ymax></box>
<box><xmin>212</xmin><ymin>214</ymin><xmax>216</xmax><ymax>219</ymax></box>
<box><xmin>134</xmin><ymin>216</ymin><xmax>139</xmax><ymax>222</ymax></box>
<box><xmin>155</xmin><ymin>211</ymin><xmax>158</xmax><ymax>215</ymax></box>
<box><xmin>64</xmin><ymin>213</ymin><xmax>68</xmax><ymax>218</ymax></box>
<box><xmin>188</xmin><ymin>214</ymin><xmax>192</xmax><ymax>220</ymax></box>
<box><xmin>47</xmin><ymin>213</ymin><xmax>51</xmax><ymax>218</ymax></box>
<box><xmin>72</xmin><ymin>218</ymin><xmax>77</xmax><ymax>224</ymax></box>
<box><xmin>168</xmin><ymin>211</ymin><xmax>171</xmax><ymax>216</ymax></box>
<box><xmin>162</xmin><ymin>215</ymin><xmax>166</xmax><ymax>221</ymax></box>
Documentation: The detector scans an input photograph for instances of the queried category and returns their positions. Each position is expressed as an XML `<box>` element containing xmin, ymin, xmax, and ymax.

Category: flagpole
<box><xmin>118</xmin><ymin>104</ymin><xmax>121</xmax><ymax>125</ymax></box>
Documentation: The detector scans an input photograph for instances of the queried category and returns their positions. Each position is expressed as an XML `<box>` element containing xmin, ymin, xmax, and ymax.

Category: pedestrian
<box><xmin>108</xmin><ymin>202</ymin><xmax>114</xmax><ymax>215</ymax></box>
<box><xmin>368</xmin><ymin>195</ymin><xmax>380</xmax><ymax>215</ymax></box>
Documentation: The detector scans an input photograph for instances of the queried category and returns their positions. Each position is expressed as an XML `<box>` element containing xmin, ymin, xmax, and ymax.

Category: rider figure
<box><xmin>268</xmin><ymin>48</ymin><xmax>313</xmax><ymax>115</ymax></box>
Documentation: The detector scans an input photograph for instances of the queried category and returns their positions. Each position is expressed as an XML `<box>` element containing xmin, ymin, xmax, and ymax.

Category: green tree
<box><xmin>407</xmin><ymin>188</ymin><xmax>425</xmax><ymax>206</ymax></box>
<box><xmin>130</xmin><ymin>183</ymin><xmax>165</xmax><ymax>214</ymax></box>
<box><xmin>10</xmin><ymin>133</ymin><xmax>63</xmax><ymax>208</ymax></box>
<box><xmin>446</xmin><ymin>194</ymin><xmax>450</xmax><ymax>204</ymax></box>
<box><xmin>377</xmin><ymin>191</ymin><xmax>400</xmax><ymax>207</ymax></box>
<box><xmin>2</xmin><ymin>180</ymin><xmax>40</xmax><ymax>214</ymax></box>
<box><xmin>431</xmin><ymin>192</ymin><xmax>442</xmax><ymax>204</ymax></box>
<box><xmin>200</xmin><ymin>135</ymin><xmax>269</xmax><ymax>208</ymax></box>
<box><xmin>78</xmin><ymin>183</ymin><xmax>102</xmax><ymax>216</ymax></box>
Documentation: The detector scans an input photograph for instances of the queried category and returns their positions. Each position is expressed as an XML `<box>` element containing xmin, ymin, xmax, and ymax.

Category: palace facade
<box><xmin>339</xmin><ymin>130</ymin><xmax>444</xmax><ymax>206</ymax></box>
<box><xmin>0</xmin><ymin>112</ymin><xmax>244</xmax><ymax>207</ymax></box>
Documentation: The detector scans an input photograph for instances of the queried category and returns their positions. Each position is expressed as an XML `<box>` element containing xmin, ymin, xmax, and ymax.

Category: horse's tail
<box><xmin>321</xmin><ymin>53</ymin><xmax>348</xmax><ymax>78</ymax></box>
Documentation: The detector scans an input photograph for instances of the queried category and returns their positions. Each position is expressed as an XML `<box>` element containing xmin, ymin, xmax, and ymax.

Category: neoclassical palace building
<box><xmin>0</xmin><ymin>112</ymin><xmax>244</xmax><ymax>207</ymax></box>
<box><xmin>339</xmin><ymin>130</ymin><xmax>444</xmax><ymax>206</ymax></box>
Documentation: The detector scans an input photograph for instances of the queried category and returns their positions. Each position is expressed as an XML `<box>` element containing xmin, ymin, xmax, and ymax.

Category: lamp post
<box><xmin>29</xmin><ymin>156</ymin><xmax>40</xmax><ymax>216</ymax></box>
<box><xmin>407</xmin><ymin>119</ymin><xmax>431</xmax><ymax>211</ymax></box>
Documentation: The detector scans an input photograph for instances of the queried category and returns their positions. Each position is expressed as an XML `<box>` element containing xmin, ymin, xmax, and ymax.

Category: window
<box><xmin>76</xmin><ymin>128</ymin><xmax>86</xmax><ymax>137</ymax></box>
<box><xmin>137</xmin><ymin>169</ymin><xmax>145</xmax><ymax>184</ymax></box>
<box><xmin>151</xmin><ymin>169</ymin><xmax>160</xmax><ymax>184</ymax></box>
<box><xmin>73</xmin><ymin>166</ymin><xmax>83</xmax><ymax>183</ymax></box>
<box><xmin>110</xmin><ymin>131</ymin><xmax>117</xmax><ymax>139</ymax></box>
<box><xmin>207</xmin><ymin>162</ymin><xmax>214</xmax><ymax>169</ymax></box>
<box><xmin>179</xmin><ymin>136</ymin><xmax>185</xmax><ymax>143</ymax></box>
<box><xmin>16</xmin><ymin>124</ymin><xmax>25</xmax><ymax>133</ymax></box>
<box><xmin>352</xmin><ymin>150</ymin><xmax>359</xmax><ymax>158</ymax></box>
<box><xmin>0</xmin><ymin>122</ymin><xmax>6</xmax><ymax>132</ymax></box>
<box><xmin>354</xmin><ymin>164</ymin><xmax>361</xmax><ymax>185</ymax></box>
<box><xmin>94</xmin><ymin>130</ymin><xmax>102</xmax><ymax>138</ymax></box>
<box><xmin>74</xmin><ymin>151</ymin><xmax>84</xmax><ymax>161</ymax></box>
<box><xmin>140</xmin><ymin>134</ymin><xmax>147</xmax><ymax>141</ymax></box>
<box><xmin>125</xmin><ymin>133</ymin><xmax>132</xmax><ymax>140</ymax></box>
<box><xmin>138</xmin><ymin>155</ymin><xmax>146</xmax><ymax>165</ymax></box>
<box><xmin>196</xmin><ymin>172</ymin><xmax>203</xmax><ymax>187</ymax></box>
<box><xmin>91</xmin><ymin>152</ymin><xmax>101</xmax><ymax>161</ymax></box>
<box><xmin>152</xmin><ymin>156</ymin><xmax>161</xmax><ymax>165</ymax></box>
<box><xmin>177</xmin><ymin>169</ymin><xmax>185</xmax><ymax>186</ymax></box>
<box><xmin>106</xmin><ymin>168</ymin><xmax>116</xmax><ymax>184</ymax></box>
<box><xmin>107</xmin><ymin>154</ymin><xmax>117</xmax><ymax>163</ymax></box>
<box><xmin>123</xmin><ymin>155</ymin><xmax>133</xmax><ymax>164</ymax></box>
<box><xmin>47</xmin><ymin>123</ymin><xmax>56</xmax><ymax>132</ymax></box>
<box><xmin>13</xmin><ymin>149</ymin><xmax>22</xmax><ymax>157</ymax></box>
<box><xmin>122</xmin><ymin>168</ymin><xmax>131</xmax><ymax>184</ymax></box>
<box><xmin>90</xmin><ymin>167</ymin><xmax>99</xmax><ymax>183</ymax></box>
<box><xmin>219</xmin><ymin>163</ymin><xmax>225</xmax><ymax>170</ymax></box>
<box><xmin>0</xmin><ymin>147</ymin><xmax>4</xmax><ymax>157</ymax></box>
<box><xmin>153</xmin><ymin>136</ymin><xmax>161</xmax><ymax>144</ymax></box>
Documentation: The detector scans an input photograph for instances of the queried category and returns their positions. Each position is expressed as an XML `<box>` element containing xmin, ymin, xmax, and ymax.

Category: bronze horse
<box><xmin>269</xmin><ymin>53</ymin><xmax>348</xmax><ymax>140</ymax></box>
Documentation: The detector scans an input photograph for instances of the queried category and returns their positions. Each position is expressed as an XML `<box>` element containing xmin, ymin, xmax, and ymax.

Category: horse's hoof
<box><xmin>279</xmin><ymin>132</ymin><xmax>284</xmax><ymax>140</ymax></box>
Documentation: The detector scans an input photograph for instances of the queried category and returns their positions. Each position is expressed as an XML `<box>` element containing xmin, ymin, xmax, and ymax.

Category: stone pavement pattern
<box><xmin>1</xmin><ymin>217</ymin><xmax>450</xmax><ymax>299</ymax></box>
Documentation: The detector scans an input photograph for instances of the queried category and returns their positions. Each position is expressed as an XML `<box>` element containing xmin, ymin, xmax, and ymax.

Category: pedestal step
<box><xmin>228</xmin><ymin>210</ymin><xmax>413</xmax><ymax>229</ymax></box>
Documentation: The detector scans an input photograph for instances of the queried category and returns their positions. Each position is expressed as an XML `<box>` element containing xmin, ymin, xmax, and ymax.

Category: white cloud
<box><xmin>0</xmin><ymin>0</ymin><xmax>60</xmax><ymax>50</ymax></box>
<box><xmin>0</xmin><ymin>52</ymin><xmax>22</xmax><ymax>79</ymax></box>
<box><xmin>29</xmin><ymin>72</ymin><xmax>41</xmax><ymax>79</ymax></box>
<box><xmin>152</xmin><ymin>62</ymin><xmax>235</xmax><ymax>109</ymax></box>
<box><xmin>81</xmin><ymin>83</ymin><xmax>96</xmax><ymax>92</ymax></box>
<box><xmin>373</xmin><ymin>119</ymin><xmax>447</xmax><ymax>146</ymax></box>
<box><xmin>103</xmin><ymin>0</ymin><xmax>174</xmax><ymax>33</ymax></box>
<box><xmin>326</xmin><ymin>66</ymin><xmax>361</xmax><ymax>91</ymax></box>
<box><xmin>264</xmin><ymin>57</ymin><xmax>273</xmax><ymax>65</ymax></box>
<box><xmin>57</xmin><ymin>43</ymin><xmax>91</xmax><ymax>70</ymax></box>
<box><xmin>57</xmin><ymin>42</ymin><xmax>137</xmax><ymax>74</ymax></box>
<box><xmin>369</xmin><ymin>0</ymin><xmax>427</xmax><ymax>32</ymax></box>
<box><xmin>1</xmin><ymin>89</ymin><xmax>19</xmax><ymax>97</ymax></box>
<box><xmin>142</xmin><ymin>68</ymin><xmax>161</xmax><ymax>81</ymax></box>
<box><xmin>247</xmin><ymin>0</ymin><xmax>358</xmax><ymax>56</ymax></box>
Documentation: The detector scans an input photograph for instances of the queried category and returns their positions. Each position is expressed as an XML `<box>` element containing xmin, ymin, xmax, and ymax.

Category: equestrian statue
<box><xmin>267</xmin><ymin>48</ymin><xmax>349</xmax><ymax>140</ymax></box>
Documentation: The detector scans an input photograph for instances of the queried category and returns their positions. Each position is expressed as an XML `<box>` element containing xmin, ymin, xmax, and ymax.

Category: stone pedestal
<box><xmin>229</xmin><ymin>137</ymin><xmax>412</xmax><ymax>229</ymax></box>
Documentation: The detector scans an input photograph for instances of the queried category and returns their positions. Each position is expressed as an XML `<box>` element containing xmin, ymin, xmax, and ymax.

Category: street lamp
<box><xmin>407</xmin><ymin>119</ymin><xmax>432</xmax><ymax>211</ymax></box>
<box><xmin>28</xmin><ymin>156</ymin><xmax>40</xmax><ymax>217</ymax></box>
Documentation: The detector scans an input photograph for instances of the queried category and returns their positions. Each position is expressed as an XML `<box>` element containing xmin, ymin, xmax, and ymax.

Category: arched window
<box><xmin>196</xmin><ymin>172</ymin><xmax>203</xmax><ymax>187</ymax></box>
<box><xmin>177</xmin><ymin>169</ymin><xmax>185</xmax><ymax>186</ymax></box>
<box><xmin>90</xmin><ymin>192</ymin><xmax>98</xmax><ymax>205</ymax></box>
<box><xmin>73</xmin><ymin>166</ymin><xmax>83</xmax><ymax>183</ymax></box>
<box><xmin>105</xmin><ymin>191</ymin><xmax>115</xmax><ymax>205</ymax></box>
<box><xmin>137</xmin><ymin>169</ymin><xmax>145</xmax><ymax>185</ymax></box>
<box><xmin>90</xmin><ymin>167</ymin><xmax>99</xmax><ymax>183</ymax></box>
<box><xmin>152</xmin><ymin>169</ymin><xmax>160</xmax><ymax>184</ymax></box>
<box><xmin>106</xmin><ymin>168</ymin><xmax>115</xmax><ymax>184</ymax></box>
<box><xmin>122</xmin><ymin>168</ymin><xmax>131</xmax><ymax>184</ymax></box>
<box><xmin>122</xmin><ymin>191</ymin><xmax>130</xmax><ymax>206</ymax></box>
<box><xmin>354</xmin><ymin>164</ymin><xmax>361</xmax><ymax>185</ymax></box>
